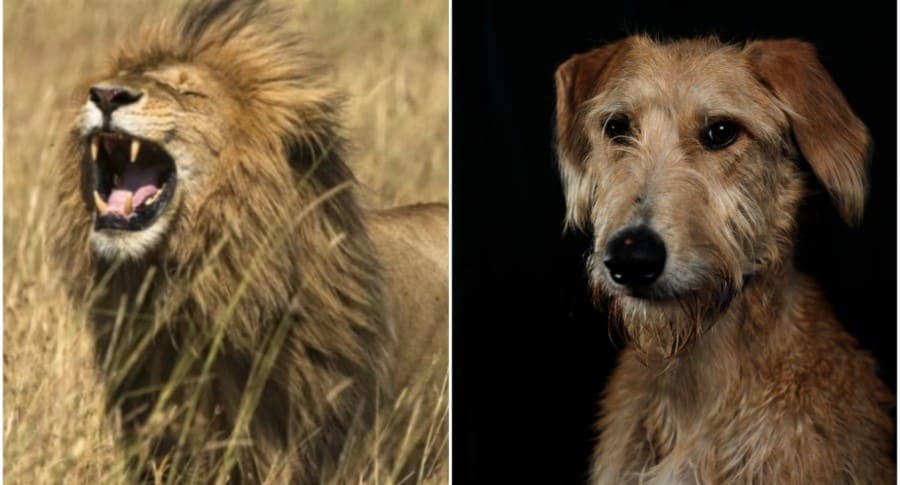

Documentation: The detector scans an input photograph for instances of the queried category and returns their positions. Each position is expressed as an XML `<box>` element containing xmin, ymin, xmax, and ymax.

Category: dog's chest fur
<box><xmin>591</xmin><ymin>279</ymin><xmax>893</xmax><ymax>485</ymax></box>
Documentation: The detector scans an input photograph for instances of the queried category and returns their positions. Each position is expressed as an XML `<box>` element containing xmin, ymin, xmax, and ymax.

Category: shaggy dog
<box><xmin>555</xmin><ymin>35</ymin><xmax>893</xmax><ymax>484</ymax></box>
<box><xmin>51</xmin><ymin>0</ymin><xmax>447</xmax><ymax>483</ymax></box>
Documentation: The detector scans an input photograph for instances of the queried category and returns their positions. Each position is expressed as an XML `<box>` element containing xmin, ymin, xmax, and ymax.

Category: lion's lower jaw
<box><xmin>90</xmin><ymin>214</ymin><xmax>172</xmax><ymax>260</ymax></box>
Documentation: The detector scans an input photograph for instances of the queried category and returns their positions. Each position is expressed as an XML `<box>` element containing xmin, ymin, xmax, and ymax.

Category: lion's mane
<box><xmin>51</xmin><ymin>0</ymin><xmax>394</xmax><ymax>481</ymax></box>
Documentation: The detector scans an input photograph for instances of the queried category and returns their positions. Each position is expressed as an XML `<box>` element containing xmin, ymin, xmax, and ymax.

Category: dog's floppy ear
<box><xmin>746</xmin><ymin>40</ymin><xmax>870</xmax><ymax>226</ymax></box>
<box><xmin>555</xmin><ymin>40</ymin><xmax>627</xmax><ymax>230</ymax></box>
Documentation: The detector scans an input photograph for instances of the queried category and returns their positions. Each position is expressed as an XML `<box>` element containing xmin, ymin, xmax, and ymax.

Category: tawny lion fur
<box><xmin>555</xmin><ymin>36</ymin><xmax>893</xmax><ymax>484</ymax></box>
<box><xmin>51</xmin><ymin>1</ymin><xmax>447</xmax><ymax>483</ymax></box>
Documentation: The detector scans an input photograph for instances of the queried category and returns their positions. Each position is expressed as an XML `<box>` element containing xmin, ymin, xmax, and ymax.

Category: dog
<box><xmin>554</xmin><ymin>35</ymin><xmax>894</xmax><ymax>484</ymax></box>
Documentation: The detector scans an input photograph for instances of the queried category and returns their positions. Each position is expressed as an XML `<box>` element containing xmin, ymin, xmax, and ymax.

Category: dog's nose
<box><xmin>89</xmin><ymin>85</ymin><xmax>142</xmax><ymax>115</ymax></box>
<box><xmin>603</xmin><ymin>227</ymin><xmax>667</xmax><ymax>287</ymax></box>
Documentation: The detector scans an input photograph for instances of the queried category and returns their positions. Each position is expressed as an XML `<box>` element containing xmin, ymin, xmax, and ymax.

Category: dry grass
<box><xmin>3</xmin><ymin>0</ymin><xmax>447</xmax><ymax>483</ymax></box>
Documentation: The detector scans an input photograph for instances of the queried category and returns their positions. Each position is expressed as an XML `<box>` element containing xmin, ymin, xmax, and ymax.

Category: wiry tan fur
<box><xmin>51</xmin><ymin>1</ymin><xmax>447</xmax><ymax>483</ymax></box>
<box><xmin>555</xmin><ymin>35</ymin><xmax>893</xmax><ymax>484</ymax></box>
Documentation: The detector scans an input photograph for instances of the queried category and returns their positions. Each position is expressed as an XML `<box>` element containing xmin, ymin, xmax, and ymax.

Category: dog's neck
<box><xmin>618</xmin><ymin>265</ymin><xmax>805</xmax><ymax>462</ymax></box>
<box><xmin>635</xmin><ymin>264</ymin><xmax>802</xmax><ymax>410</ymax></box>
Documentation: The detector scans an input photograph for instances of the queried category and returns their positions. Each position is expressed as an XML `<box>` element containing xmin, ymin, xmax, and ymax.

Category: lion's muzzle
<box><xmin>89</xmin><ymin>85</ymin><xmax>143</xmax><ymax>127</ymax></box>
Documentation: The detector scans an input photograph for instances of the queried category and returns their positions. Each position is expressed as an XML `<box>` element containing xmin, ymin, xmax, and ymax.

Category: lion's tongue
<box><xmin>104</xmin><ymin>162</ymin><xmax>164</xmax><ymax>216</ymax></box>
<box><xmin>106</xmin><ymin>186</ymin><xmax>159</xmax><ymax>216</ymax></box>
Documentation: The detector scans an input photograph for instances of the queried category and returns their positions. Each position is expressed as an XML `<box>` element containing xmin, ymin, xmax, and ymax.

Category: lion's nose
<box><xmin>89</xmin><ymin>86</ymin><xmax>142</xmax><ymax>115</ymax></box>
<box><xmin>603</xmin><ymin>226</ymin><xmax>667</xmax><ymax>287</ymax></box>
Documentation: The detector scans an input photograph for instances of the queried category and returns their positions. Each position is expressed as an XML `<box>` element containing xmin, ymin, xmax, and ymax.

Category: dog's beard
<box><xmin>594</xmin><ymin>285</ymin><xmax>727</xmax><ymax>361</ymax></box>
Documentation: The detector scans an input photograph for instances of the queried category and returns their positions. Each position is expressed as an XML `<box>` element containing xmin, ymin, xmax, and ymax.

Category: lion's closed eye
<box><xmin>146</xmin><ymin>72</ymin><xmax>208</xmax><ymax>98</ymax></box>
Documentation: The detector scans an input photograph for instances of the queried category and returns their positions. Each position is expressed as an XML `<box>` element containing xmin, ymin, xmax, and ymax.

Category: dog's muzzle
<box><xmin>603</xmin><ymin>226</ymin><xmax>667</xmax><ymax>288</ymax></box>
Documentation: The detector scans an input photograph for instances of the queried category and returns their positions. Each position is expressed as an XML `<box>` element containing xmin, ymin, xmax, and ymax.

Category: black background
<box><xmin>452</xmin><ymin>1</ymin><xmax>897</xmax><ymax>484</ymax></box>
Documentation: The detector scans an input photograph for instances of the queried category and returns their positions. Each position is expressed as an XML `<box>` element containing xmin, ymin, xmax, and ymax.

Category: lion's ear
<box><xmin>745</xmin><ymin>39</ymin><xmax>870</xmax><ymax>226</ymax></box>
<box><xmin>555</xmin><ymin>39</ymin><xmax>628</xmax><ymax>230</ymax></box>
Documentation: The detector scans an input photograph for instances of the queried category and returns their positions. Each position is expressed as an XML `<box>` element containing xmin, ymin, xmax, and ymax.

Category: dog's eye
<box><xmin>702</xmin><ymin>121</ymin><xmax>740</xmax><ymax>149</ymax></box>
<box><xmin>604</xmin><ymin>117</ymin><xmax>632</xmax><ymax>142</ymax></box>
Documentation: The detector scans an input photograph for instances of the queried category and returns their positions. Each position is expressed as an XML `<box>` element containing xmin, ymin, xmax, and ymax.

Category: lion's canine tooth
<box><xmin>93</xmin><ymin>191</ymin><xmax>107</xmax><ymax>213</ymax></box>
<box><xmin>130</xmin><ymin>139</ymin><xmax>140</xmax><ymax>163</ymax></box>
<box><xmin>90</xmin><ymin>136</ymin><xmax>99</xmax><ymax>161</ymax></box>
<box><xmin>123</xmin><ymin>192</ymin><xmax>134</xmax><ymax>216</ymax></box>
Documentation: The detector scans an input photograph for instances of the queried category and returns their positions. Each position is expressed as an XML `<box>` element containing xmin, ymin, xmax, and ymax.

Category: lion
<box><xmin>50</xmin><ymin>0</ymin><xmax>448</xmax><ymax>483</ymax></box>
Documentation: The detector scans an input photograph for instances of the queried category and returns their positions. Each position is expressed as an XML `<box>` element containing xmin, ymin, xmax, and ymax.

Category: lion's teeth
<box><xmin>90</xmin><ymin>136</ymin><xmax>99</xmax><ymax>161</ymax></box>
<box><xmin>93</xmin><ymin>191</ymin><xmax>107</xmax><ymax>213</ymax></box>
<box><xmin>145</xmin><ymin>187</ymin><xmax>164</xmax><ymax>206</ymax></box>
<box><xmin>123</xmin><ymin>192</ymin><xmax>134</xmax><ymax>216</ymax></box>
<box><xmin>130</xmin><ymin>139</ymin><xmax>140</xmax><ymax>163</ymax></box>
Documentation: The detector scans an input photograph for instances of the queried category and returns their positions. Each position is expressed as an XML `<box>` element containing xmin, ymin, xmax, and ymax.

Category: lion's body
<box><xmin>371</xmin><ymin>204</ymin><xmax>449</xmax><ymax>389</ymax></box>
<box><xmin>50</xmin><ymin>1</ymin><xmax>447</xmax><ymax>483</ymax></box>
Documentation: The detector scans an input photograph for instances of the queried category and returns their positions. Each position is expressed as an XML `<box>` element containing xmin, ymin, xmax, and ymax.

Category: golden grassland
<box><xmin>3</xmin><ymin>0</ymin><xmax>448</xmax><ymax>483</ymax></box>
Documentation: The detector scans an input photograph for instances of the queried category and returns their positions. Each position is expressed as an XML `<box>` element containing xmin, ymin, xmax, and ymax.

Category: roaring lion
<box><xmin>50</xmin><ymin>0</ymin><xmax>447</xmax><ymax>482</ymax></box>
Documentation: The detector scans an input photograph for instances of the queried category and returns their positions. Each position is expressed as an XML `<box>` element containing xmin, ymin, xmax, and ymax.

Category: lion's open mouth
<box><xmin>88</xmin><ymin>131</ymin><xmax>176</xmax><ymax>231</ymax></box>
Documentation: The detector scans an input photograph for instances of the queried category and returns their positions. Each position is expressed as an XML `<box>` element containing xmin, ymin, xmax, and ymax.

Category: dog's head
<box><xmin>555</xmin><ymin>36</ymin><xmax>870</xmax><ymax>356</ymax></box>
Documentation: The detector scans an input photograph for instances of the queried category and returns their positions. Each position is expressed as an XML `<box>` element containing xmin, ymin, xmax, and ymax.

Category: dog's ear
<box><xmin>746</xmin><ymin>40</ymin><xmax>870</xmax><ymax>226</ymax></box>
<box><xmin>555</xmin><ymin>40</ymin><xmax>627</xmax><ymax>230</ymax></box>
